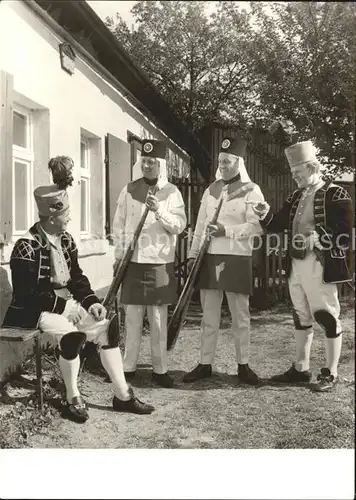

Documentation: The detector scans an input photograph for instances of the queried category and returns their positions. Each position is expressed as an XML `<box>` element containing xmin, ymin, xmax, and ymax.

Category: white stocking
<box><xmin>59</xmin><ymin>355</ymin><xmax>80</xmax><ymax>402</ymax></box>
<box><xmin>295</xmin><ymin>328</ymin><xmax>314</xmax><ymax>372</ymax></box>
<box><xmin>100</xmin><ymin>347</ymin><xmax>130</xmax><ymax>401</ymax></box>
<box><xmin>325</xmin><ymin>335</ymin><xmax>342</xmax><ymax>377</ymax></box>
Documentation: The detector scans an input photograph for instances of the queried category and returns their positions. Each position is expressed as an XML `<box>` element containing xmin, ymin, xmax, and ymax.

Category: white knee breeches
<box><xmin>288</xmin><ymin>253</ymin><xmax>341</xmax><ymax>333</ymax></box>
<box><xmin>39</xmin><ymin>299</ymin><xmax>109</xmax><ymax>346</ymax></box>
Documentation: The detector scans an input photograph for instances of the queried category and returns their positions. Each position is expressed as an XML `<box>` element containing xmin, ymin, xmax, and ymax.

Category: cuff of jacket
<box><xmin>81</xmin><ymin>293</ymin><xmax>100</xmax><ymax>311</ymax></box>
<box><xmin>260</xmin><ymin>209</ymin><xmax>273</xmax><ymax>227</ymax></box>
<box><xmin>51</xmin><ymin>295</ymin><xmax>67</xmax><ymax>315</ymax></box>
<box><xmin>114</xmin><ymin>242</ymin><xmax>125</xmax><ymax>261</ymax></box>
<box><xmin>155</xmin><ymin>207</ymin><xmax>167</xmax><ymax>222</ymax></box>
<box><xmin>315</xmin><ymin>225</ymin><xmax>334</xmax><ymax>248</ymax></box>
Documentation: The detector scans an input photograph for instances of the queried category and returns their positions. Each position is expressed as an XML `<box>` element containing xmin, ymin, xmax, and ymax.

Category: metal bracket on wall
<box><xmin>59</xmin><ymin>42</ymin><xmax>76</xmax><ymax>75</ymax></box>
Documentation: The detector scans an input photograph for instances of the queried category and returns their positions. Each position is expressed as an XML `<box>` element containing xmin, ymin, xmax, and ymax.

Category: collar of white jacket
<box><xmin>215</xmin><ymin>156</ymin><xmax>251</xmax><ymax>183</ymax></box>
<box><xmin>132</xmin><ymin>158</ymin><xmax>169</xmax><ymax>190</ymax></box>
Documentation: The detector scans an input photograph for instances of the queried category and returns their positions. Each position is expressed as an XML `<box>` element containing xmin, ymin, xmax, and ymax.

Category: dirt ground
<box><xmin>0</xmin><ymin>302</ymin><xmax>354</xmax><ymax>449</ymax></box>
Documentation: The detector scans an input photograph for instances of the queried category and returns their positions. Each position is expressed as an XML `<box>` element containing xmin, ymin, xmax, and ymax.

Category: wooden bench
<box><xmin>0</xmin><ymin>327</ymin><xmax>43</xmax><ymax>410</ymax></box>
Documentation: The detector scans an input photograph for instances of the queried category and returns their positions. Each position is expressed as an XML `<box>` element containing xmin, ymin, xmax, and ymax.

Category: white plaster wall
<box><xmin>0</xmin><ymin>1</ymin><xmax>186</xmax><ymax>238</ymax></box>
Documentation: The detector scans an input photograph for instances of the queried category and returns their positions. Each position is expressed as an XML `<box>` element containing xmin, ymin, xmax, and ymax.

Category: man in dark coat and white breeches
<box><xmin>248</xmin><ymin>140</ymin><xmax>353</xmax><ymax>391</ymax></box>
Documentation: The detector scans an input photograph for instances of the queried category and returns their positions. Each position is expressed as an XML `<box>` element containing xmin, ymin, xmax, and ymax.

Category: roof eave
<box><xmin>31</xmin><ymin>0</ymin><xmax>211</xmax><ymax>178</ymax></box>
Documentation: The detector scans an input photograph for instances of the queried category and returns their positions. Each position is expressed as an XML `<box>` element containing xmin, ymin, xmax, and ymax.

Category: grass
<box><xmin>0</xmin><ymin>301</ymin><xmax>354</xmax><ymax>449</ymax></box>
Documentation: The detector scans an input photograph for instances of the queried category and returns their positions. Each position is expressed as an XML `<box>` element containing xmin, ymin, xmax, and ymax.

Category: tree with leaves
<box><xmin>248</xmin><ymin>1</ymin><xmax>355</xmax><ymax>178</ymax></box>
<box><xmin>106</xmin><ymin>1</ymin><xmax>355</xmax><ymax>178</ymax></box>
<box><xmin>105</xmin><ymin>1</ymin><xmax>259</xmax><ymax>131</ymax></box>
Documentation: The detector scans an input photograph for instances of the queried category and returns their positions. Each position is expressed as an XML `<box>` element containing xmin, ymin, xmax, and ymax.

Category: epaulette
<box><xmin>11</xmin><ymin>238</ymin><xmax>36</xmax><ymax>262</ymax></box>
<box><xmin>329</xmin><ymin>184</ymin><xmax>352</xmax><ymax>202</ymax></box>
<box><xmin>61</xmin><ymin>232</ymin><xmax>75</xmax><ymax>251</ymax></box>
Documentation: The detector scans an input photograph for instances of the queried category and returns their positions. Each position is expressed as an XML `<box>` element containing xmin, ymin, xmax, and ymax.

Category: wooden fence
<box><xmin>171</xmin><ymin>175</ymin><xmax>207</xmax><ymax>295</ymax></box>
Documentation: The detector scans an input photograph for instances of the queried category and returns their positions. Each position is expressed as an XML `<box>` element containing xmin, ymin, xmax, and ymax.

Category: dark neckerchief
<box><xmin>143</xmin><ymin>177</ymin><xmax>158</xmax><ymax>186</ymax></box>
<box><xmin>222</xmin><ymin>173</ymin><xmax>241</xmax><ymax>185</ymax></box>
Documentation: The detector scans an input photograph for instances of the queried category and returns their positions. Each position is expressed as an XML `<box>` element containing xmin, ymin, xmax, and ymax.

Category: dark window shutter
<box><xmin>105</xmin><ymin>133</ymin><xmax>131</xmax><ymax>241</ymax></box>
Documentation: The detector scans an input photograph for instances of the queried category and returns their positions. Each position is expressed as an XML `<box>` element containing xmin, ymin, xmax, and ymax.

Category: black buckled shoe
<box><xmin>237</xmin><ymin>364</ymin><xmax>261</xmax><ymax>385</ymax></box>
<box><xmin>270</xmin><ymin>363</ymin><xmax>312</xmax><ymax>384</ymax></box>
<box><xmin>183</xmin><ymin>364</ymin><xmax>212</xmax><ymax>383</ymax></box>
<box><xmin>152</xmin><ymin>372</ymin><xmax>174</xmax><ymax>388</ymax></box>
<box><xmin>63</xmin><ymin>395</ymin><xmax>89</xmax><ymax>423</ymax></box>
<box><xmin>312</xmin><ymin>368</ymin><xmax>338</xmax><ymax>392</ymax></box>
<box><xmin>113</xmin><ymin>388</ymin><xmax>155</xmax><ymax>414</ymax></box>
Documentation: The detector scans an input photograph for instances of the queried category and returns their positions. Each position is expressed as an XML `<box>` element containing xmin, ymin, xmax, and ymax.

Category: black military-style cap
<box><xmin>142</xmin><ymin>139</ymin><xmax>166</xmax><ymax>159</ymax></box>
<box><xmin>219</xmin><ymin>136</ymin><xmax>247</xmax><ymax>158</ymax></box>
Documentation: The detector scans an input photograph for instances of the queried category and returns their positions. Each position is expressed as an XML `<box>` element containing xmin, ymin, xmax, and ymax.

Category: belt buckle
<box><xmin>290</xmin><ymin>248</ymin><xmax>307</xmax><ymax>260</ymax></box>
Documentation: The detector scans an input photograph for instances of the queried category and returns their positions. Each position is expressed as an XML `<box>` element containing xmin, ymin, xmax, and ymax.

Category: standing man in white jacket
<box><xmin>113</xmin><ymin>140</ymin><xmax>187</xmax><ymax>388</ymax></box>
<box><xmin>183</xmin><ymin>137</ymin><xmax>265</xmax><ymax>385</ymax></box>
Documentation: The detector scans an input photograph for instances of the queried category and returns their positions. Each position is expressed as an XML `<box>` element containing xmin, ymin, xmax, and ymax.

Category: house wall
<box><xmin>0</xmin><ymin>0</ymin><xmax>190</xmax><ymax>379</ymax></box>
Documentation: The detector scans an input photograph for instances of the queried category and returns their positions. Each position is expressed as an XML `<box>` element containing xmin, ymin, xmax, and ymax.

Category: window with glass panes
<box><xmin>80</xmin><ymin>137</ymin><xmax>91</xmax><ymax>234</ymax></box>
<box><xmin>12</xmin><ymin>105</ymin><xmax>34</xmax><ymax>234</ymax></box>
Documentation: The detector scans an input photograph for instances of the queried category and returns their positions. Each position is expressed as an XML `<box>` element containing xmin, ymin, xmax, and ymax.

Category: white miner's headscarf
<box><xmin>216</xmin><ymin>136</ymin><xmax>251</xmax><ymax>182</ymax></box>
<box><xmin>132</xmin><ymin>139</ymin><xmax>169</xmax><ymax>189</ymax></box>
<box><xmin>215</xmin><ymin>156</ymin><xmax>251</xmax><ymax>183</ymax></box>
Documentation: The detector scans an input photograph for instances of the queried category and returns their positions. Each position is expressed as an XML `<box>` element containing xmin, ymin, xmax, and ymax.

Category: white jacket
<box><xmin>113</xmin><ymin>178</ymin><xmax>187</xmax><ymax>264</ymax></box>
<box><xmin>188</xmin><ymin>180</ymin><xmax>264</xmax><ymax>258</ymax></box>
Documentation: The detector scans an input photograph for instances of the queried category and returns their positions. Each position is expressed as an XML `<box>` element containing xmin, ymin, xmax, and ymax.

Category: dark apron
<box><xmin>196</xmin><ymin>254</ymin><xmax>253</xmax><ymax>295</ymax></box>
<box><xmin>121</xmin><ymin>262</ymin><xmax>177</xmax><ymax>305</ymax></box>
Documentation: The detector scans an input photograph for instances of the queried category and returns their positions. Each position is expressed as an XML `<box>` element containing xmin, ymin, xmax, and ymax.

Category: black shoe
<box><xmin>152</xmin><ymin>372</ymin><xmax>174</xmax><ymax>388</ymax></box>
<box><xmin>183</xmin><ymin>364</ymin><xmax>212</xmax><ymax>383</ymax></box>
<box><xmin>312</xmin><ymin>368</ymin><xmax>338</xmax><ymax>392</ymax></box>
<box><xmin>237</xmin><ymin>364</ymin><xmax>261</xmax><ymax>385</ymax></box>
<box><xmin>62</xmin><ymin>396</ymin><xmax>89</xmax><ymax>423</ymax></box>
<box><xmin>105</xmin><ymin>371</ymin><xmax>136</xmax><ymax>384</ymax></box>
<box><xmin>270</xmin><ymin>363</ymin><xmax>312</xmax><ymax>384</ymax></box>
<box><xmin>113</xmin><ymin>388</ymin><xmax>155</xmax><ymax>414</ymax></box>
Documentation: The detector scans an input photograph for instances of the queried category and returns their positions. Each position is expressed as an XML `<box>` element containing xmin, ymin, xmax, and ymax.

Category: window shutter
<box><xmin>105</xmin><ymin>133</ymin><xmax>131</xmax><ymax>240</ymax></box>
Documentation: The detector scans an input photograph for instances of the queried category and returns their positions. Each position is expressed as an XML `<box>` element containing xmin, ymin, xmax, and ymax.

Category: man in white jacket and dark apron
<box><xmin>183</xmin><ymin>136</ymin><xmax>265</xmax><ymax>385</ymax></box>
<box><xmin>113</xmin><ymin>140</ymin><xmax>187</xmax><ymax>388</ymax></box>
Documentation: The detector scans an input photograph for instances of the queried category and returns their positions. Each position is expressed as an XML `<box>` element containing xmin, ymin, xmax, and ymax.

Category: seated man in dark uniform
<box><xmin>2</xmin><ymin>184</ymin><xmax>155</xmax><ymax>422</ymax></box>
